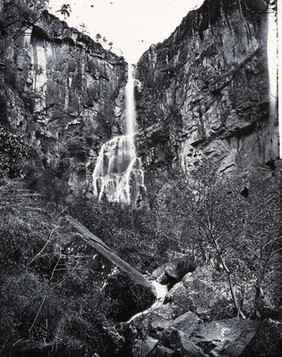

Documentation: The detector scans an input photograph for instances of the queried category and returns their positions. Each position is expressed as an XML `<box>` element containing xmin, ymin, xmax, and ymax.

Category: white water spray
<box><xmin>126</xmin><ymin>279</ymin><xmax>168</xmax><ymax>324</ymax></box>
<box><xmin>93</xmin><ymin>65</ymin><xmax>146</xmax><ymax>205</ymax></box>
<box><xmin>267</xmin><ymin>6</ymin><xmax>279</xmax><ymax>155</ymax></box>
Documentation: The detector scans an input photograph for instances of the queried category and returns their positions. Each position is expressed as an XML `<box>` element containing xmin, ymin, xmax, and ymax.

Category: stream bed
<box><xmin>126</xmin><ymin>278</ymin><xmax>168</xmax><ymax>324</ymax></box>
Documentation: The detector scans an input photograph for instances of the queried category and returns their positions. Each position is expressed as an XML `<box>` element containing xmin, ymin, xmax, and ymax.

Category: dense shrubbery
<box><xmin>0</xmin><ymin>176</ymin><xmax>172</xmax><ymax>356</ymax></box>
<box><xmin>0</xmin><ymin>157</ymin><xmax>281</xmax><ymax>356</ymax></box>
<box><xmin>0</xmin><ymin>126</ymin><xmax>27</xmax><ymax>178</ymax></box>
<box><xmin>0</xmin><ymin>180</ymin><xmax>113</xmax><ymax>356</ymax></box>
<box><xmin>69</xmin><ymin>196</ymin><xmax>174</xmax><ymax>272</ymax></box>
<box><xmin>148</xmin><ymin>162</ymin><xmax>282</xmax><ymax>318</ymax></box>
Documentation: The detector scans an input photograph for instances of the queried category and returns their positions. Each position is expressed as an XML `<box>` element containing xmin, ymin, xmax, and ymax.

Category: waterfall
<box><xmin>92</xmin><ymin>64</ymin><xmax>146</xmax><ymax>205</ymax></box>
<box><xmin>125</xmin><ymin>64</ymin><xmax>136</xmax><ymax>137</ymax></box>
<box><xmin>267</xmin><ymin>6</ymin><xmax>279</xmax><ymax>155</ymax></box>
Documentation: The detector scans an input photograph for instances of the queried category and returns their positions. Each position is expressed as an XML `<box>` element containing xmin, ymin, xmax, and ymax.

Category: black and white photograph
<box><xmin>0</xmin><ymin>0</ymin><xmax>281</xmax><ymax>356</ymax></box>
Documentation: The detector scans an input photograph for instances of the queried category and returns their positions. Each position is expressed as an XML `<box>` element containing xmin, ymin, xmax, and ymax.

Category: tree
<box><xmin>0</xmin><ymin>180</ymin><xmax>116</xmax><ymax>356</ymax></box>
<box><xmin>95</xmin><ymin>33</ymin><xmax>101</xmax><ymax>43</ymax></box>
<box><xmin>237</xmin><ymin>170</ymin><xmax>281</xmax><ymax>317</ymax></box>
<box><xmin>0</xmin><ymin>125</ymin><xmax>26</xmax><ymax>179</ymax></box>
<box><xmin>150</xmin><ymin>161</ymin><xmax>281</xmax><ymax>318</ymax></box>
<box><xmin>79</xmin><ymin>23</ymin><xmax>89</xmax><ymax>34</ymax></box>
<box><xmin>56</xmin><ymin>4</ymin><xmax>71</xmax><ymax>19</ymax></box>
<box><xmin>182</xmin><ymin>164</ymin><xmax>247</xmax><ymax>317</ymax></box>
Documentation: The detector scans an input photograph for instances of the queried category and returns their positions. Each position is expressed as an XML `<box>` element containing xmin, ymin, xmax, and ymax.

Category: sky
<box><xmin>48</xmin><ymin>0</ymin><xmax>204</xmax><ymax>63</ymax></box>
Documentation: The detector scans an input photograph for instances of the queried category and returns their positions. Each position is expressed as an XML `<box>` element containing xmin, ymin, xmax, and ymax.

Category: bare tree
<box><xmin>151</xmin><ymin>161</ymin><xmax>281</xmax><ymax>318</ymax></box>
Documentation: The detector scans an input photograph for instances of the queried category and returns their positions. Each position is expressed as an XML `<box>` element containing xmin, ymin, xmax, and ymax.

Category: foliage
<box><xmin>0</xmin><ymin>179</ymin><xmax>114</xmax><ymax>356</ymax></box>
<box><xmin>0</xmin><ymin>158</ymin><xmax>280</xmax><ymax>355</ymax></box>
<box><xmin>104</xmin><ymin>271</ymin><xmax>155</xmax><ymax>321</ymax></box>
<box><xmin>95</xmin><ymin>33</ymin><xmax>102</xmax><ymax>42</ymax></box>
<box><xmin>0</xmin><ymin>0</ymin><xmax>45</xmax><ymax>42</ymax></box>
<box><xmin>23</xmin><ymin>161</ymin><xmax>69</xmax><ymax>205</ymax></box>
<box><xmin>55</xmin><ymin>4</ymin><xmax>71</xmax><ymax>19</ymax></box>
<box><xmin>0</xmin><ymin>126</ymin><xmax>27</xmax><ymax>178</ymax></box>
<box><xmin>149</xmin><ymin>162</ymin><xmax>281</xmax><ymax>318</ymax></box>
<box><xmin>69</xmin><ymin>196</ymin><xmax>172</xmax><ymax>272</ymax></box>
<box><xmin>0</xmin><ymin>176</ymin><xmax>168</xmax><ymax>355</ymax></box>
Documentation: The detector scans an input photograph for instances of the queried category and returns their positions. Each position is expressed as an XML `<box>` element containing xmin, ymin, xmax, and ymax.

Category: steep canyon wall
<box><xmin>135</xmin><ymin>0</ymin><xmax>279</xmax><ymax>183</ymax></box>
<box><xmin>0</xmin><ymin>0</ymin><xmax>279</xmax><ymax>202</ymax></box>
<box><xmin>0</xmin><ymin>0</ymin><xmax>126</xmax><ymax>197</ymax></box>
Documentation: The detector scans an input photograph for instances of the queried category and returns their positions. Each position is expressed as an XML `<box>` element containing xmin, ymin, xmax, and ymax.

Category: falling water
<box><xmin>126</xmin><ymin>279</ymin><xmax>168</xmax><ymax>323</ymax></box>
<box><xmin>92</xmin><ymin>64</ymin><xmax>146</xmax><ymax>205</ymax></box>
<box><xmin>267</xmin><ymin>6</ymin><xmax>279</xmax><ymax>155</ymax></box>
<box><xmin>125</xmin><ymin>64</ymin><xmax>136</xmax><ymax>137</ymax></box>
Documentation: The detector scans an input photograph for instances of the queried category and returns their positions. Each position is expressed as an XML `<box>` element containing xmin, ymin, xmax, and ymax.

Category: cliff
<box><xmin>0</xmin><ymin>0</ymin><xmax>127</xmax><ymax>197</ymax></box>
<box><xmin>0</xmin><ymin>0</ymin><xmax>279</xmax><ymax>199</ymax></box>
<box><xmin>136</xmin><ymin>0</ymin><xmax>279</xmax><ymax>180</ymax></box>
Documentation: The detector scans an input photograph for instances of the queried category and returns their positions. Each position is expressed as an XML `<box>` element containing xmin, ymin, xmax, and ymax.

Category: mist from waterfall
<box><xmin>92</xmin><ymin>64</ymin><xmax>146</xmax><ymax>205</ymax></box>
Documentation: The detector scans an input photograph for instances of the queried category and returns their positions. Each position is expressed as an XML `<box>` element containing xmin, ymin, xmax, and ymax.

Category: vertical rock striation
<box><xmin>136</xmin><ymin>0</ymin><xmax>279</xmax><ymax>180</ymax></box>
<box><xmin>0</xmin><ymin>0</ymin><xmax>126</xmax><ymax>196</ymax></box>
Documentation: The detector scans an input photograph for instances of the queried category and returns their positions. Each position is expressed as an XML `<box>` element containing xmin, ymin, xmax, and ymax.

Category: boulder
<box><xmin>240</xmin><ymin>318</ymin><xmax>282</xmax><ymax>357</ymax></box>
<box><xmin>152</xmin><ymin>255</ymin><xmax>196</xmax><ymax>286</ymax></box>
<box><xmin>131</xmin><ymin>336</ymin><xmax>158</xmax><ymax>357</ymax></box>
<box><xmin>146</xmin><ymin>345</ymin><xmax>181</xmax><ymax>357</ymax></box>
<box><xmin>130</xmin><ymin>305</ymin><xmax>201</xmax><ymax>346</ymax></box>
<box><xmin>160</xmin><ymin>328</ymin><xmax>205</xmax><ymax>357</ymax></box>
<box><xmin>171</xmin><ymin>312</ymin><xmax>202</xmax><ymax>339</ymax></box>
<box><xmin>165</xmin><ymin>267</ymin><xmax>234</xmax><ymax>320</ymax></box>
<box><xmin>147</xmin><ymin>312</ymin><xmax>173</xmax><ymax>337</ymax></box>
<box><xmin>190</xmin><ymin>317</ymin><xmax>259</xmax><ymax>356</ymax></box>
<box><xmin>104</xmin><ymin>270</ymin><xmax>155</xmax><ymax>321</ymax></box>
<box><xmin>129</xmin><ymin>312</ymin><xmax>204</xmax><ymax>356</ymax></box>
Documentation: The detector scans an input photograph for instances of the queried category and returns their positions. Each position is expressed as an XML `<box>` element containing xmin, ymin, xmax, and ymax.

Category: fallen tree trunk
<box><xmin>66</xmin><ymin>215</ymin><xmax>154</xmax><ymax>291</ymax></box>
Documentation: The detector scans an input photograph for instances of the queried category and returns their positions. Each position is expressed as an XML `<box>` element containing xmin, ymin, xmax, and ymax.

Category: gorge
<box><xmin>0</xmin><ymin>0</ymin><xmax>279</xmax><ymax>200</ymax></box>
<box><xmin>0</xmin><ymin>0</ymin><xmax>281</xmax><ymax>356</ymax></box>
<box><xmin>93</xmin><ymin>64</ymin><xmax>146</xmax><ymax>206</ymax></box>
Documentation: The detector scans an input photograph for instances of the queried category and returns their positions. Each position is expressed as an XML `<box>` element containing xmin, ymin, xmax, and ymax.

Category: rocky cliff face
<box><xmin>0</xmin><ymin>0</ymin><xmax>279</xmax><ymax>201</ymax></box>
<box><xmin>136</xmin><ymin>0</ymin><xmax>279</xmax><ymax>181</ymax></box>
<box><xmin>0</xmin><ymin>0</ymin><xmax>126</xmax><ymax>197</ymax></box>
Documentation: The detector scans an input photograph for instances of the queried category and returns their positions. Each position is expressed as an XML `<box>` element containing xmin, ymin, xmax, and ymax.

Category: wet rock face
<box><xmin>136</xmin><ymin>0</ymin><xmax>278</xmax><ymax>180</ymax></box>
<box><xmin>0</xmin><ymin>1</ymin><xmax>126</xmax><ymax>196</ymax></box>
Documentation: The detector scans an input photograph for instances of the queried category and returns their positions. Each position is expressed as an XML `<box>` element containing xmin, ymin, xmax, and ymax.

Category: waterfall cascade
<box><xmin>267</xmin><ymin>7</ymin><xmax>279</xmax><ymax>155</ymax></box>
<box><xmin>93</xmin><ymin>65</ymin><xmax>146</xmax><ymax>205</ymax></box>
<box><xmin>267</xmin><ymin>8</ymin><xmax>278</xmax><ymax>113</ymax></box>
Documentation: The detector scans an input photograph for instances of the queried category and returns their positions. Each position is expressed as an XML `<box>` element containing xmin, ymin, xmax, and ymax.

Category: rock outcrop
<box><xmin>152</xmin><ymin>254</ymin><xmax>196</xmax><ymax>287</ymax></box>
<box><xmin>164</xmin><ymin>267</ymin><xmax>236</xmax><ymax>321</ymax></box>
<box><xmin>190</xmin><ymin>317</ymin><xmax>259</xmax><ymax>356</ymax></box>
<box><xmin>240</xmin><ymin>318</ymin><xmax>282</xmax><ymax>357</ymax></box>
<box><xmin>0</xmin><ymin>0</ymin><xmax>126</xmax><ymax>196</ymax></box>
<box><xmin>136</xmin><ymin>0</ymin><xmax>279</xmax><ymax>182</ymax></box>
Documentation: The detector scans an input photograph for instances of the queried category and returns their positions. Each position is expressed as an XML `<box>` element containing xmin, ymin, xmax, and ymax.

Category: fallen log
<box><xmin>66</xmin><ymin>215</ymin><xmax>154</xmax><ymax>291</ymax></box>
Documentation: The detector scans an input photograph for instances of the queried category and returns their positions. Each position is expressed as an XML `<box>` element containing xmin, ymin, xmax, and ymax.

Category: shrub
<box><xmin>0</xmin><ymin>180</ymin><xmax>113</xmax><ymax>356</ymax></box>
